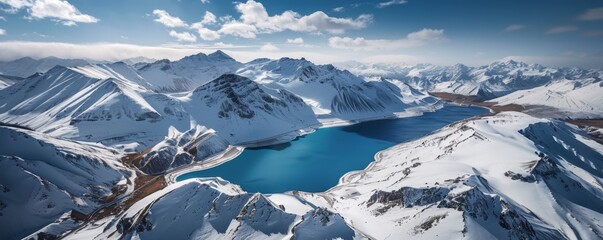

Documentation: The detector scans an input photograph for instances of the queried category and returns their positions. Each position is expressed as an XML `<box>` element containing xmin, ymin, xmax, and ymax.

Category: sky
<box><xmin>0</xmin><ymin>0</ymin><xmax>602</xmax><ymax>67</ymax></box>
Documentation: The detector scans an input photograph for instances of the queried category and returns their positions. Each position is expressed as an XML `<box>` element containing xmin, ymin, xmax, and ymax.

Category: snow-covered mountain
<box><xmin>0</xmin><ymin>59</ymin><xmax>326</xmax><ymax>150</ymax></box>
<box><xmin>0</xmin><ymin>65</ymin><xmax>162</xmax><ymax>143</ymax></box>
<box><xmin>65</xmin><ymin>178</ymin><xmax>359</xmax><ymax>240</ymax></box>
<box><xmin>0</xmin><ymin>51</ymin><xmax>439</xmax><ymax>137</ymax></box>
<box><xmin>490</xmin><ymin>78</ymin><xmax>603</xmax><ymax>118</ymax></box>
<box><xmin>60</xmin><ymin>112</ymin><xmax>603</xmax><ymax>240</ymax></box>
<box><xmin>238</xmin><ymin>57</ymin><xmax>439</xmax><ymax>120</ymax></box>
<box><xmin>337</xmin><ymin>60</ymin><xmax>600</xmax><ymax>100</ymax></box>
<box><xmin>0</xmin><ymin>74</ymin><xmax>22</xmax><ymax>90</ymax></box>
<box><xmin>0</xmin><ymin>126</ymin><xmax>134</xmax><ymax>240</ymax></box>
<box><xmin>0</xmin><ymin>56</ymin><xmax>90</xmax><ymax>78</ymax></box>
<box><xmin>137</xmin><ymin>51</ymin><xmax>243</xmax><ymax>92</ymax></box>
<box><xmin>0</xmin><ymin>52</ymin><xmax>438</xmax><ymax>149</ymax></box>
<box><xmin>184</xmin><ymin>74</ymin><xmax>319</xmax><ymax>144</ymax></box>
<box><xmin>300</xmin><ymin>112</ymin><xmax>603</xmax><ymax>239</ymax></box>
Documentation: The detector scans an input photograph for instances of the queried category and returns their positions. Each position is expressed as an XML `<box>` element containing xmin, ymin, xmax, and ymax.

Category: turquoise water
<box><xmin>177</xmin><ymin>105</ymin><xmax>489</xmax><ymax>193</ymax></box>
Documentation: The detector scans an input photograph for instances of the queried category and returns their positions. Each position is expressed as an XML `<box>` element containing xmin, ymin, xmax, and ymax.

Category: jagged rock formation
<box><xmin>138</xmin><ymin>126</ymin><xmax>229</xmax><ymax>174</ymax></box>
<box><xmin>66</xmin><ymin>179</ymin><xmax>359</xmax><ymax>240</ymax></box>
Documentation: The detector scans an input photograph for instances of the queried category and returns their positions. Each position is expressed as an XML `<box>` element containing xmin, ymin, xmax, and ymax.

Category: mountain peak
<box><xmin>497</xmin><ymin>59</ymin><xmax>528</xmax><ymax>67</ymax></box>
<box><xmin>13</xmin><ymin>56</ymin><xmax>36</xmax><ymax>62</ymax></box>
<box><xmin>208</xmin><ymin>50</ymin><xmax>236</xmax><ymax>62</ymax></box>
<box><xmin>208</xmin><ymin>50</ymin><xmax>226</xmax><ymax>57</ymax></box>
<box><xmin>503</xmin><ymin>59</ymin><xmax>518</xmax><ymax>65</ymax></box>
<box><xmin>179</xmin><ymin>52</ymin><xmax>209</xmax><ymax>62</ymax></box>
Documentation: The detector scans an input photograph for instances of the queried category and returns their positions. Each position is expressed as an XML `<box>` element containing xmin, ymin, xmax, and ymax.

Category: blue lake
<box><xmin>177</xmin><ymin>105</ymin><xmax>489</xmax><ymax>193</ymax></box>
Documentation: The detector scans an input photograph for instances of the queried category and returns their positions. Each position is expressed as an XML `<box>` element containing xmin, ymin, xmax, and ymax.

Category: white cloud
<box><xmin>169</xmin><ymin>30</ymin><xmax>197</xmax><ymax>42</ymax></box>
<box><xmin>328</xmin><ymin>28</ymin><xmax>445</xmax><ymax>50</ymax></box>
<box><xmin>152</xmin><ymin>10</ymin><xmax>219</xmax><ymax>41</ymax></box>
<box><xmin>219</xmin><ymin>15</ymin><xmax>233</xmax><ymax>23</ymax></box>
<box><xmin>377</xmin><ymin>0</ymin><xmax>407</xmax><ymax>8</ymax></box>
<box><xmin>200</xmin><ymin>11</ymin><xmax>216</xmax><ymax>25</ymax></box>
<box><xmin>190</xmin><ymin>11</ymin><xmax>220</xmax><ymax>41</ymax></box>
<box><xmin>0</xmin><ymin>28</ymin><xmax>5</xmax><ymax>35</ymax></box>
<box><xmin>333</xmin><ymin>7</ymin><xmax>344</xmax><ymax>12</ymax></box>
<box><xmin>0</xmin><ymin>0</ymin><xmax>97</xmax><ymax>26</ymax></box>
<box><xmin>0</xmin><ymin>0</ymin><xmax>33</xmax><ymax>12</ymax></box>
<box><xmin>61</xmin><ymin>20</ymin><xmax>75</xmax><ymax>26</ymax></box>
<box><xmin>504</xmin><ymin>24</ymin><xmax>526</xmax><ymax>32</ymax></box>
<box><xmin>260</xmin><ymin>43</ymin><xmax>279</xmax><ymax>52</ymax></box>
<box><xmin>213</xmin><ymin>42</ymin><xmax>235</xmax><ymax>48</ymax></box>
<box><xmin>200</xmin><ymin>0</ymin><xmax>210</xmax><ymax>3</ymax></box>
<box><xmin>219</xmin><ymin>21</ymin><xmax>257</xmax><ymax>38</ymax></box>
<box><xmin>218</xmin><ymin>0</ymin><xmax>372</xmax><ymax>38</ymax></box>
<box><xmin>546</xmin><ymin>25</ymin><xmax>578</xmax><ymax>34</ymax></box>
<box><xmin>0</xmin><ymin>16</ymin><xmax>6</xmax><ymax>21</ymax></box>
<box><xmin>286</xmin><ymin>37</ymin><xmax>304</xmax><ymax>44</ymax></box>
<box><xmin>578</xmin><ymin>7</ymin><xmax>603</xmax><ymax>21</ymax></box>
<box><xmin>192</xmin><ymin>25</ymin><xmax>220</xmax><ymax>40</ymax></box>
<box><xmin>152</xmin><ymin>9</ymin><xmax>187</xmax><ymax>27</ymax></box>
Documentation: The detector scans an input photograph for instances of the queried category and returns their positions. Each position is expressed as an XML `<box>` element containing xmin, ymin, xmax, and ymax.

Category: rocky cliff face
<box><xmin>138</xmin><ymin>125</ymin><xmax>229</xmax><ymax>174</ymax></box>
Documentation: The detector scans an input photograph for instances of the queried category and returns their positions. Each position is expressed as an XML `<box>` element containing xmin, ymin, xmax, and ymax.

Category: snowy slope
<box><xmin>238</xmin><ymin>57</ymin><xmax>439</xmax><ymax>120</ymax></box>
<box><xmin>490</xmin><ymin>78</ymin><xmax>603</xmax><ymax>118</ymax></box>
<box><xmin>0</xmin><ymin>67</ymin><xmax>323</xmax><ymax>150</ymax></box>
<box><xmin>298</xmin><ymin>112</ymin><xmax>603</xmax><ymax>239</ymax></box>
<box><xmin>337</xmin><ymin>60</ymin><xmax>600</xmax><ymax>100</ymax></box>
<box><xmin>184</xmin><ymin>74</ymin><xmax>319</xmax><ymax>144</ymax></box>
<box><xmin>65</xmin><ymin>178</ymin><xmax>359</xmax><ymax>240</ymax></box>
<box><xmin>0</xmin><ymin>126</ymin><xmax>134</xmax><ymax>240</ymax></box>
<box><xmin>137</xmin><ymin>51</ymin><xmax>242</xmax><ymax>92</ymax></box>
<box><xmin>0</xmin><ymin>74</ymin><xmax>22</xmax><ymax>90</ymax></box>
<box><xmin>0</xmin><ymin>57</ymin><xmax>90</xmax><ymax>78</ymax></box>
<box><xmin>0</xmin><ymin>65</ymin><xmax>162</xmax><ymax>139</ymax></box>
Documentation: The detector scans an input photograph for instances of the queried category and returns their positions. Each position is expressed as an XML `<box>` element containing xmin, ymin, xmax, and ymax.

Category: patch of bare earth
<box><xmin>431</xmin><ymin>92</ymin><xmax>603</xmax><ymax>144</ymax></box>
<box><xmin>566</xmin><ymin>119</ymin><xmax>603</xmax><ymax>144</ymax></box>
<box><xmin>93</xmin><ymin>168</ymin><xmax>167</xmax><ymax>221</ymax></box>
<box><xmin>121</xmin><ymin>145</ymin><xmax>155</xmax><ymax>167</ymax></box>
<box><xmin>430</xmin><ymin>92</ymin><xmax>526</xmax><ymax>114</ymax></box>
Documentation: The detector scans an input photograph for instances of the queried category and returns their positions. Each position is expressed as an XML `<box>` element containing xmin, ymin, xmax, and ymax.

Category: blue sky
<box><xmin>0</xmin><ymin>0</ymin><xmax>602</xmax><ymax>67</ymax></box>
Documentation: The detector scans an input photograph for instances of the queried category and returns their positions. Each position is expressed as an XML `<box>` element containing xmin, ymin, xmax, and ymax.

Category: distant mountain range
<box><xmin>2</xmin><ymin>54</ymin><xmax>600</xmax><ymax>118</ymax></box>
<box><xmin>337</xmin><ymin>60</ymin><xmax>602</xmax><ymax>116</ymax></box>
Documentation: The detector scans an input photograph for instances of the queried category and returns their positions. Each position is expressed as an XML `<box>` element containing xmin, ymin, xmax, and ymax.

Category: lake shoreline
<box><xmin>172</xmin><ymin>104</ymin><xmax>489</xmax><ymax>193</ymax></box>
<box><xmin>166</xmin><ymin>105</ymin><xmax>443</xmax><ymax>185</ymax></box>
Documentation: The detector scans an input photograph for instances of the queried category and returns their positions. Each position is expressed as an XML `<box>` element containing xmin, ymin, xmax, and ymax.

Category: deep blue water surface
<box><xmin>177</xmin><ymin>105</ymin><xmax>489</xmax><ymax>193</ymax></box>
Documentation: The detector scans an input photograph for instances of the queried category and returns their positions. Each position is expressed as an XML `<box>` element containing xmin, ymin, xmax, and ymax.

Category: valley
<box><xmin>0</xmin><ymin>51</ymin><xmax>602</xmax><ymax>240</ymax></box>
